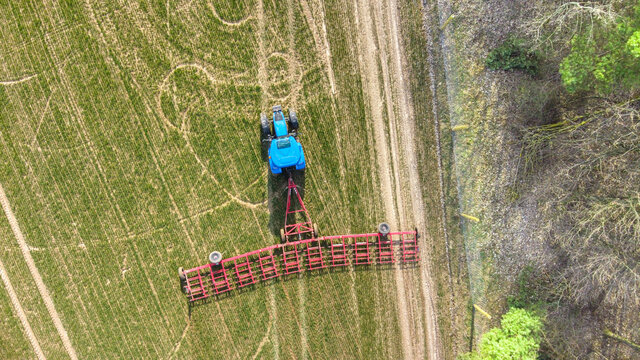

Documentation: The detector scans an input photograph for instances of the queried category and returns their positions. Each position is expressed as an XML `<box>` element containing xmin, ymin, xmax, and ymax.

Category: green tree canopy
<box><xmin>460</xmin><ymin>308</ymin><xmax>543</xmax><ymax>360</ymax></box>
<box><xmin>560</xmin><ymin>2</ymin><xmax>640</xmax><ymax>93</ymax></box>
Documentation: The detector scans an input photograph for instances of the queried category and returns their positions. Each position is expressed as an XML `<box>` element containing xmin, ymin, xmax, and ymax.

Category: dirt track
<box><xmin>352</xmin><ymin>0</ymin><xmax>443</xmax><ymax>358</ymax></box>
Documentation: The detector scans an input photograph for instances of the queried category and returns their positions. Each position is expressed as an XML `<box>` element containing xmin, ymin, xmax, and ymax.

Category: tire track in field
<box><xmin>287</xmin><ymin>0</ymin><xmax>299</xmax><ymax>109</ymax></box>
<box><xmin>156</xmin><ymin>64</ymin><xmax>269</xmax><ymax>211</ymax></box>
<box><xmin>29</xmin><ymin>90</ymin><xmax>54</xmax><ymax>149</ymax></box>
<box><xmin>256</xmin><ymin>1</ymin><xmax>302</xmax><ymax>104</ymax></box>
<box><xmin>297</xmin><ymin>0</ymin><xmax>366</xmax><ymax>346</ymax></box>
<box><xmin>374</xmin><ymin>0</ymin><xmax>426</xmax><ymax>357</ymax></box>
<box><xmin>253</xmin><ymin>210</ymin><xmax>324</xmax><ymax>359</ymax></box>
<box><xmin>256</xmin><ymin>0</ymin><xmax>268</xmax><ymax>103</ymax></box>
<box><xmin>251</xmin><ymin>209</ymin><xmax>279</xmax><ymax>360</ymax></box>
<box><xmin>84</xmin><ymin>7</ymin><xmax>263</xmax><ymax>357</ymax></box>
<box><xmin>298</xmin><ymin>279</ymin><xmax>308</xmax><ymax>360</ymax></box>
<box><xmin>299</xmin><ymin>0</ymin><xmax>336</xmax><ymax>95</ymax></box>
<box><xmin>268</xmin><ymin>288</ymin><xmax>280</xmax><ymax>360</ymax></box>
<box><xmin>303</xmin><ymin>170</ymin><xmax>366</xmax><ymax>356</ymax></box>
<box><xmin>214</xmin><ymin>302</ymin><xmax>242</xmax><ymax>359</ymax></box>
<box><xmin>207</xmin><ymin>1</ymin><xmax>254</xmax><ymax>27</ymax></box>
<box><xmin>0</xmin><ymin>258</ymin><xmax>46</xmax><ymax>360</ymax></box>
<box><xmin>0</xmin><ymin>73</ymin><xmax>38</xmax><ymax>86</ymax></box>
<box><xmin>168</xmin><ymin>322</ymin><xmax>189</xmax><ymax>359</ymax></box>
<box><xmin>351</xmin><ymin>0</ymin><xmax>414</xmax><ymax>357</ymax></box>
<box><xmin>9</xmin><ymin>103</ymin><xmax>129</xmax><ymax>356</ymax></box>
<box><xmin>0</xmin><ymin>183</ymin><xmax>78</xmax><ymax>360</ymax></box>
<box><xmin>58</xmin><ymin>6</ymin><xmax>177</xmax><ymax>353</ymax></box>
<box><xmin>2</xmin><ymin>58</ymin><xmax>120</xmax><ymax>355</ymax></box>
<box><xmin>279</xmin><ymin>282</ymin><xmax>318</xmax><ymax>359</ymax></box>
<box><xmin>250</xmin><ymin>320</ymin><xmax>272</xmax><ymax>360</ymax></box>
<box><xmin>256</xmin><ymin>2</ymin><xmax>313</xmax><ymax>357</ymax></box>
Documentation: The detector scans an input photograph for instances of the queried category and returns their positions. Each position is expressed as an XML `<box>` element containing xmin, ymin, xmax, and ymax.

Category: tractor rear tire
<box><xmin>280</xmin><ymin>228</ymin><xmax>286</xmax><ymax>242</ymax></box>
<box><xmin>260</xmin><ymin>113</ymin><xmax>270</xmax><ymax>137</ymax></box>
<box><xmin>289</xmin><ymin>109</ymin><xmax>299</xmax><ymax>130</ymax></box>
<box><xmin>313</xmin><ymin>223</ymin><xmax>319</xmax><ymax>238</ymax></box>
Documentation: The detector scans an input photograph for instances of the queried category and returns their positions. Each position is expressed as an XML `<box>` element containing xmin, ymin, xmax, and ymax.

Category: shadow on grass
<box><xmin>267</xmin><ymin>169</ymin><xmax>306</xmax><ymax>239</ymax></box>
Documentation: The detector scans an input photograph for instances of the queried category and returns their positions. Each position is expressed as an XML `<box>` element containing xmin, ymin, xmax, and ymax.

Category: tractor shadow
<box><xmin>260</xmin><ymin>137</ymin><xmax>269</xmax><ymax>162</ymax></box>
<box><xmin>267</xmin><ymin>169</ymin><xmax>306</xmax><ymax>240</ymax></box>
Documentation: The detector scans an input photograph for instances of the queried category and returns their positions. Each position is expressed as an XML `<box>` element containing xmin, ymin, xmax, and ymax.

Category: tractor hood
<box><xmin>273</xmin><ymin>116</ymin><xmax>288</xmax><ymax>137</ymax></box>
<box><xmin>270</xmin><ymin>136</ymin><xmax>303</xmax><ymax>168</ymax></box>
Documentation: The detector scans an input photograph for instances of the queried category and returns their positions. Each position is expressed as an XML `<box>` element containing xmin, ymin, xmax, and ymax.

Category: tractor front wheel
<box><xmin>289</xmin><ymin>109</ymin><xmax>299</xmax><ymax>130</ymax></box>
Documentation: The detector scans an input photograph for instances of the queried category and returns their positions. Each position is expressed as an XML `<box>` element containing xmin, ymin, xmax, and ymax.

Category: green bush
<box><xmin>507</xmin><ymin>265</ymin><xmax>538</xmax><ymax>309</ymax></box>
<box><xmin>560</xmin><ymin>2</ymin><xmax>640</xmax><ymax>93</ymax></box>
<box><xmin>460</xmin><ymin>308</ymin><xmax>543</xmax><ymax>360</ymax></box>
<box><xmin>486</xmin><ymin>38</ymin><xmax>539</xmax><ymax>75</ymax></box>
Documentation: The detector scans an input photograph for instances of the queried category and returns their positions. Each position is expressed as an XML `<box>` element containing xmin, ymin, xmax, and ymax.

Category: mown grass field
<box><xmin>0</xmin><ymin>0</ymin><xmax>446</xmax><ymax>358</ymax></box>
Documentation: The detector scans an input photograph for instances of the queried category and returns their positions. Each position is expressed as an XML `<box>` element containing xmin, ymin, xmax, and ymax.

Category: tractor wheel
<box><xmin>289</xmin><ymin>109</ymin><xmax>299</xmax><ymax>130</ymax></box>
<box><xmin>260</xmin><ymin>113</ymin><xmax>270</xmax><ymax>137</ymax></box>
<box><xmin>280</xmin><ymin>228</ymin><xmax>286</xmax><ymax>242</ymax></box>
<box><xmin>178</xmin><ymin>267</ymin><xmax>186</xmax><ymax>281</ymax></box>
<box><xmin>378</xmin><ymin>222</ymin><xmax>390</xmax><ymax>236</ymax></box>
<box><xmin>313</xmin><ymin>223</ymin><xmax>319</xmax><ymax>238</ymax></box>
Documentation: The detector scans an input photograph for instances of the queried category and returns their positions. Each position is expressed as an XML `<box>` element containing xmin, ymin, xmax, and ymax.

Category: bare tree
<box><xmin>517</xmin><ymin>98</ymin><xmax>640</xmax><ymax>357</ymax></box>
<box><xmin>522</xmin><ymin>1</ymin><xmax>621</xmax><ymax>50</ymax></box>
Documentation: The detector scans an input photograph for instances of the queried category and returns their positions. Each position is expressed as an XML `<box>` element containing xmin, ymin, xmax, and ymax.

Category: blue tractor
<box><xmin>261</xmin><ymin>105</ymin><xmax>306</xmax><ymax>175</ymax></box>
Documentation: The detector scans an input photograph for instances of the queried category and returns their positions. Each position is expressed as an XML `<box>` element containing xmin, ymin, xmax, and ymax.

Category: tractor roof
<box><xmin>270</xmin><ymin>136</ymin><xmax>302</xmax><ymax>168</ymax></box>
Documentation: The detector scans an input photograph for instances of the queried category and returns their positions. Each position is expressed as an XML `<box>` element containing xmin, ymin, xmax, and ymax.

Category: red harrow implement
<box><xmin>179</xmin><ymin>177</ymin><xmax>420</xmax><ymax>303</ymax></box>
<box><xmin>281</xmin><ymin>177</ymin><xmax>317</xmax><ymax>242</ymax></box>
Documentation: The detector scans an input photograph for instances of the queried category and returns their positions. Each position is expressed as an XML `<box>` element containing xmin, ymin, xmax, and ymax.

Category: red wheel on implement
<box><xmin>313</xmin><ymin>223</ymin><xmax>319</xmax><ymax>238</ymax></box>
<box><xmin>280</xmin><ymin>228</ymin><xmax>286</xmax><ymax>242</ymax></box>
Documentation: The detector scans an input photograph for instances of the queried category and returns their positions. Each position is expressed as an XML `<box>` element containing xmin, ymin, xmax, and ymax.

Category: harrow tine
<box><xmin>181</xmin><ymin>230</ymin><xmax>419</xmax><ymax>302</ymax></box>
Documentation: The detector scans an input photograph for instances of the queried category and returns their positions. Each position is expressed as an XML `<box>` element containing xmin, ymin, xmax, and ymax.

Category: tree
<box><xmin>559</xmin><ymin>2</ymin><xmax>640</xmax><ymax>93</ymax></box>
<box><xmin>460</xmin><ymin>308</ymin><xmax>542</xmax><ymax>360</ymax></box>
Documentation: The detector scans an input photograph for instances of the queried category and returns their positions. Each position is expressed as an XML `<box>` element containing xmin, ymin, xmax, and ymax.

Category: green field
<box><xmin>0</xmin><ymin>0</ymin><xmax>453</xmax><ymax>359</ymax></box>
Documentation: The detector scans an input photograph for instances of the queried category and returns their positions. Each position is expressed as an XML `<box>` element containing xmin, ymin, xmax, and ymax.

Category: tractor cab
<box><xmin>261</xmin><ymin>105</ymin><xmax>306</xmax><ymax>174</ymax></box>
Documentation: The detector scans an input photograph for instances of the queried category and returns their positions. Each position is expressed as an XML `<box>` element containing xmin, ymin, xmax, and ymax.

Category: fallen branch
<box><xmin>603</xmin><ymin>329</ymin><xmax>640</xmax><ymax>351</ymax></box>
